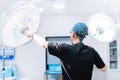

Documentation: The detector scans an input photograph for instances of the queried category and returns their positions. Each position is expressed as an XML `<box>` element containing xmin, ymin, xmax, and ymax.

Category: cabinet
<box><xmin>45</xmin><ymin>71</ymin><xmax>62</xmax><ymax>80</ymax></box>
<box><xmin>109</xmin><ymin>40</ymin><xmax>119</xmax><ymax>70</ymax></box>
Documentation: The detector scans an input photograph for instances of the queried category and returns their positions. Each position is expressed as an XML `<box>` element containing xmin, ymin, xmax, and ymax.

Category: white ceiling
<box><xmin>0</xmin><ymin>0</ymin><xmax>120</xmax><ymax>14</ymax></box>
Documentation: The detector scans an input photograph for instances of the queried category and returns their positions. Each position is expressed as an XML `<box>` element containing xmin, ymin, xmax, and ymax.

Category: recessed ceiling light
<box><xmin>39</xmin><ymin>8</ymin><xmax>44</xmax><ymax>12</ymax></box>
<box><xmin>53</xmin><ymin>4</ymin><xmax>64</xmax><ymax>9</ymax></box>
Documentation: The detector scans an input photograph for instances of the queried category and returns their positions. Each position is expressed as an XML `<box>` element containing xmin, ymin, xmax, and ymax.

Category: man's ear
<box><xmin>73</xmin><ymin>32</ymin><xmax>80</xmax><ymax>39</ymax></box>
<box><xmin>73</xmin><ymin>32</ymin><xmax>76</xmax><ymax>38</ymax></box>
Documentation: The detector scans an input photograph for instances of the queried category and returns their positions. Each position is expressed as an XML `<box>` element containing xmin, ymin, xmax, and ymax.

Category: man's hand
<box><xmin>20</xmin><ymin>27</ymin><xmax>33</xmax><ymax>38</ymax></box>
<box><xmin>23</xmin><ymin>30</ymin><xmax>34</xmax><ymax>38</ymax></box>
<box><xmin>101</xmin><ymin>66</ymin><xmax>107</xmax><ymax>72</ymax></box>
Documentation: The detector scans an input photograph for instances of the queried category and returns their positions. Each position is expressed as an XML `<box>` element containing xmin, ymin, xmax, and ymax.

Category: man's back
<box><xmin>61</xmin><ymin>44</ymin><xmax>95</xmax><ymax>80</ymax></box>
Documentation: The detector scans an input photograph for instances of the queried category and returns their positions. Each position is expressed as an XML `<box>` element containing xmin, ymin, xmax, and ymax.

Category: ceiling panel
<box><xmin>0</xmin><ymin>0</ymin><xmax>120</xmax><ymax>14</ymax></box>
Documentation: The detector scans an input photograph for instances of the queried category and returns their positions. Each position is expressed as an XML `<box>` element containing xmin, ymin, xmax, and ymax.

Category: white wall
<box><xmin>1</xmin><ymin>12</ymin><xmax>120</xmax><ymax>80</ymax></box>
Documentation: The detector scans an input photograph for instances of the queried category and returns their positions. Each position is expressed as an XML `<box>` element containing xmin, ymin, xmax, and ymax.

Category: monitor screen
<box><xmin>46</xmin><ymin>36</ymin><xmax>70</xmax><ymax>73</ymax></box>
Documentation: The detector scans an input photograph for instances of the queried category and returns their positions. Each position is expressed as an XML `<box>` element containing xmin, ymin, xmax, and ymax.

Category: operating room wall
<box><xmin>1</xmin><ymin>12</ymin><xmax>120</xmax><ymax>80</ymax></box>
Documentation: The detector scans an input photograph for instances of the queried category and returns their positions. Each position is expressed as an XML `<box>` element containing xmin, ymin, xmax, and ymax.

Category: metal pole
<box><xmin>3</xmin><ymin>48</ymin><xmax>5</xmax><ymax>80</ymax></box>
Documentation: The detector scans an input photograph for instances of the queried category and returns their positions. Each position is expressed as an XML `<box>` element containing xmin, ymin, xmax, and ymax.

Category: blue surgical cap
<box><xmin>72</xmin><ymin>22</ymin><xmax>88</xmax><ymax>41</ymax></box>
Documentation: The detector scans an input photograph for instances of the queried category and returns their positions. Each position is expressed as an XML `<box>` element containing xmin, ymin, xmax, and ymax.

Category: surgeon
<box><xmin>23</xmin><ymin>22</ymin><xmax>107</xmax><ymax>80</ymax></box>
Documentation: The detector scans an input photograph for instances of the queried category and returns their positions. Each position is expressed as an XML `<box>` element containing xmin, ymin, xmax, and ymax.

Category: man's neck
<box><xmin>72</xmin><ymin>39</ymin><xmax>81</xmax><ymax>44</ymax></box>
